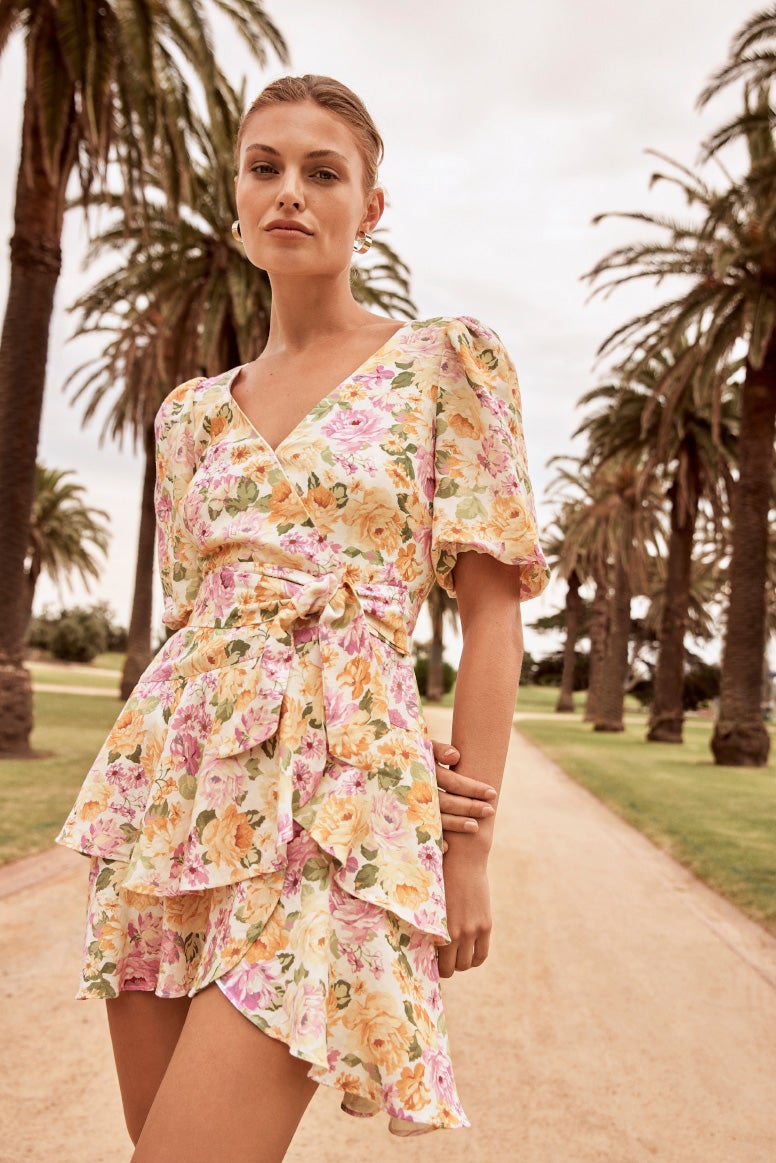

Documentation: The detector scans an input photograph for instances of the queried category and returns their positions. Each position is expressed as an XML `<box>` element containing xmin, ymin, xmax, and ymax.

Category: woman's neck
<box><xmin>261</xmin><ymin>270</ymin><xmax>376</xmax><ymax>358</ymax></box>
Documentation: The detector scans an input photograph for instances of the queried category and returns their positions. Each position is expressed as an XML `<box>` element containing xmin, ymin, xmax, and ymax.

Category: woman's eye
<box><xmin>313</xmin><ymin>169</ymin><xmax>338</xmax><ymax>181</ymax></box>
<box><xmin>250</xmin><ymin>163</ymin><xmax>276</xmax><ymax>175</ymax></box>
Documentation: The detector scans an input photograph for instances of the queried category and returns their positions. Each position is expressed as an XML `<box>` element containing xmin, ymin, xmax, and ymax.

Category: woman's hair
<box><xmin>235</xmin><ymin>74</ymin><xmax>384</xmax><ymax>191</ymax></box>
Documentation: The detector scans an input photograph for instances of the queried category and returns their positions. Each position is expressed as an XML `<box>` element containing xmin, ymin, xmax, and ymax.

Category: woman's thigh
<box><xmin>130</xmin><ymin>981</ymin><xmax>319</xmax><ymax>1163</ymax></box>
<box><xmin>106</xmin><ymin>991</ymin><xmax>193</xmax><ymax>1146</ymax></box>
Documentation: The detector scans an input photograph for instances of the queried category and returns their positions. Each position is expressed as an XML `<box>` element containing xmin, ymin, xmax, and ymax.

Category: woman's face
<box><xmin>234</xmin><ymin>100</ymin><xmax>383</xmax><ymax>277</ymax></box>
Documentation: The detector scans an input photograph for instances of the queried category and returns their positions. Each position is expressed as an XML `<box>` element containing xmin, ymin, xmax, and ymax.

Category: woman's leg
<box><xmin>105</xmin><ymin>992</ymin><xmax>193</xmax><ymax>1145</ymax></box>
<box><xmin>130</xmin><ymin>981</ymin><xmax>319</xmax><ymax>1163</ymax></box>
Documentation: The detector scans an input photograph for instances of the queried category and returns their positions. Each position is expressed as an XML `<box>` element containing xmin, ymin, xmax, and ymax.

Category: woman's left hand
<box><xmin>429</xmin><ymin>738</ymin><xmax>497</xmax><ymax>854</ymax></box>
<box><xmin>436</xmin><ymin>838</ymin><xmax>492</xmax><ymax>977</ymax></box>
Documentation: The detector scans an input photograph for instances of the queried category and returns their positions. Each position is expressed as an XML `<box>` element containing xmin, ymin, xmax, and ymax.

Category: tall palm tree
<box><xmin>582</xmin><ymin>83</ymin><xmax>776</xmax><ymax>764</ymax></box>
<box><xmin>67</xmin><ymin>81</ymin><xmax>417</xmax><ymax>701</ymax></box>
<box><xmin>546</xmin><ymin>459</ymin><xmax>612</xmax><ymax>722</ymax></box>
<box><xmin>575</xmin><ymin>346</ymin><xmax>737</xmax><ymax>742</ymax></box>
<box><xmin>0</xmin><ymin>0</ymin><xmax>287</xmax><ymax>752</ymax></box>
<box><xmin>541</xmin><ymin>510</ymin><xmax>588</xmax><ymax>713</ymax></box>
<box><xmin>25</xmin><ymin>464</ymin><xmax>111</xmax><ymax>637</ymax></box>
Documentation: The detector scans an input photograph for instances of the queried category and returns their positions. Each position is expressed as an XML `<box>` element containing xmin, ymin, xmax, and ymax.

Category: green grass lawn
<box><xmin>516</xmin><ymin>712</ymin><xmax>776</xmax><ymax>937</ymax></box>
<box><xmin>92</xmin><ymin>651</ymin><xmax>127</xmax><ymax>671</ymax></box>
<box><xmin>27</xmin><ymin>663</ymin><xmax>120</xmax><ymax>691</ymax></box>
<box><xmin>0</xmin><ymin>691</ymin><xmax>121</xmax><ymax>864</ymax></box>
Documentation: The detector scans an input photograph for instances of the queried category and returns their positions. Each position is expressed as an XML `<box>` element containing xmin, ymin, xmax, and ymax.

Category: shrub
<box><xmin>29</xmin><ymin>602</ymin><xmax>125</xmax><ymax>663</ymax></box>
<box><xmin>413</xmin><ymin>655</ymin><xmax>457</xmax><ymax>696</ymax></box>
<box><xmin>533</xmin><ymin>650</ymin><xmax>590</xmax><ymax>689</ymax></box>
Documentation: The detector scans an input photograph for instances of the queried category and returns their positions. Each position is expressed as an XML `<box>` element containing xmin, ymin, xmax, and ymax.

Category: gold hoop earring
<box><xmin>353</xmin><ymin>231</ymin><xmax>373</xmax><ymax>255</ymax></box>
<box><xmin>231</xmin><ymin>220</ymin><xmax>242</xmax><ymax>243</ymax></box>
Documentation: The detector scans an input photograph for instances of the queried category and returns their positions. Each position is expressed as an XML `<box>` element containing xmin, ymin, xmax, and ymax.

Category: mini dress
<box><xmin>55</xmin><ymin>315</ymin><xmax>550</xmax><ymax>1136</ymax></box>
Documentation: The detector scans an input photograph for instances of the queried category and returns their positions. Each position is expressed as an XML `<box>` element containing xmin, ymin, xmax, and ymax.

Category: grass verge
<box><xmin>516</xmin><ymin>713</ymin><xmax>776</xmax><ymax>938</ymax></box>
<box><xmin>0</xmin><ymin>691</ymin><xmax>121</xmax><ymax>864</ymax></box>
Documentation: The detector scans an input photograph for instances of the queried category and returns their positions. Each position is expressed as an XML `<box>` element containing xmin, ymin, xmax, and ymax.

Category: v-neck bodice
<box><xmin>224</xmin><ymin>321</ymin><xmax>411</xmax><ymax>456</ymax></box>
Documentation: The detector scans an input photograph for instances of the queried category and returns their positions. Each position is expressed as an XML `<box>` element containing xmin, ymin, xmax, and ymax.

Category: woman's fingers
<box><xmin>438</xmin><ymin>789</ymin><xmax>495</xmax><ymax>820</ymax></box>
<box><xmin>430</xmin><ymin>738</ymin><xmax>459</xmax><ymax>766</ymax></box>
<box><xmin>437</xmin><ymin>936</ymin><xmax>488</xmax><ymax>977</ymax></box>
<box><xmin>437</xmin><ymin>765</ymin><xmax>498</xmax><ymax>805</ymax></box>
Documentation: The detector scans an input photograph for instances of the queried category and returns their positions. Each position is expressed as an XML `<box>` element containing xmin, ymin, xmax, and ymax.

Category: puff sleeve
<box><xmin>154</xmin><ymin>378</ymin><xmax>205</xmax><ymax>631</ymax></box>
<box><xmin>431</xmin><ymin>317</ymin><xmax>550</xmax><ymax>601</ymax></box>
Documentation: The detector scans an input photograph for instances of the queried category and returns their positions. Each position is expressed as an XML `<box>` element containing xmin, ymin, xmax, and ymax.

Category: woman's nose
<box><xmin>277</xmin><ymin>170</ymin><xmax>304</xmax><ymax>211</ymax></box>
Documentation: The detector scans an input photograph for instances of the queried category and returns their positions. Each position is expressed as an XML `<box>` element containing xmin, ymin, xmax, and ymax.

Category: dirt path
<box><xmin>2</xmin><ymin>708</ymin><xmax>775</xmax><ymax>1162</ymax></box>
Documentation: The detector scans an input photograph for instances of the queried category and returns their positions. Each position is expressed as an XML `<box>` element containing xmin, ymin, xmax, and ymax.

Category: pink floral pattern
<box><xmin>56</xmin><ymin>315</ymin><xmax>549</xmax><ymax>1135</ymax></box>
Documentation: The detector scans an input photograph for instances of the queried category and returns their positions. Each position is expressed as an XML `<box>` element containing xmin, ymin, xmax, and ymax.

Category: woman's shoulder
<box><xmin>405</xmin><ymin>314</ymin><xmax>510</xmax><ymax>362</ymax></box>
<box><xmin>154</xmin><ymin>367</ymin><xmax>239</xmax><ymax>437</ymax></box>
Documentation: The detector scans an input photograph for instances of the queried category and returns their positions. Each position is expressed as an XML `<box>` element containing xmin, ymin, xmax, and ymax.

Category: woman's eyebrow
<box><xmin>244</xmin><ymin>143</ymin><xmax>348</xmax><ymax>164</ymax></box>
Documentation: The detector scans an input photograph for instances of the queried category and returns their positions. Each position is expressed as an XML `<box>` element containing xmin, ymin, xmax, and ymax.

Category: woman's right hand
<box><xmin>429</xmin><ymin>740</ymin><xmax>497</xmax><ymax>854</ymax></box>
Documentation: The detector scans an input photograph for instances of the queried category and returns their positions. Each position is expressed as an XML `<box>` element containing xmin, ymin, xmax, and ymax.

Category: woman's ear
<box><xmin>361</xmin><ymin>186</ymin><xmax>385</xmax><ymax>234</ymax></box>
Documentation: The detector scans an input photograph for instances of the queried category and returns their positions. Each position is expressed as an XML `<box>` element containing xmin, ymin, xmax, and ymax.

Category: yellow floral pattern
<box><xmin>56</xmin><ymin>315</ymin><xmax>549</xmax><ymax>1135</ymax></box>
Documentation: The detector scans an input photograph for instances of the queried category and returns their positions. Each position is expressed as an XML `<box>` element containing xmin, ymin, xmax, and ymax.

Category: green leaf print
<box><xmin>225</xmin><ymin>638</ymin><xmax>251</xmax><ymax>660</ymax></box>
<box><xmin>416</xmin><ymin>829</ymin><xmax>431</xmax><ymax>844</ymax></box>
<box><xmin>456</xmin><ymin>494</ymin><xmax>488</xmax><ymax>521</ymax></box>
<box><xmin>331</xmin><ymin>482</ymin><xmax>349</xmax><ymax>508</ymax></box>
<box><xmin>178</xmin><ymin>773</ymin><xmax>197</xmax><ymax>800</ymax></box>
<box><xmin>477</xmin><ymin>345</ymin><xmax>500</xmax><ymax>372</ymax></box>
<box><xmin>302</xmin><ymin>856</ymin><xmax>330</xmax><ymax>882</ymax></box>
<box><xmin>195</xmin><ymin>808</ymin><xmax>217</xmax><ymax>838</ymax></box>
<box><xmin>95</xmin><ymin>867</ymin><xmax>115</xmax><ymax>892</ymax></box>
<box><xmin>376</xmin><ymin>767</ymin><xmax>402</xmax><ymax>791</ymax></box>
<box><xmin>407</xmin><ymin>1033</ymin><xmax>423</xmax><ymax>1062</ymax></box>
<box><xmin>360</xmin><ymin>845</ymin><xmax>379</xmax><ymax>862</ymax></box>
<box><xmin>403</xmin><ymin>1000</ymin><xmax>417</xmax><ymax>1026</ymax></box>
<box><xmin>332</xmin><ymin>980</ymin><xmax>352</xmax><ymax>1010</ymax></box>
<box><xmin>390</xmin><ymin>371</ymin><xmax>415</xmax><ymax>389</ymax></box>
<box><xmin>127</xmin><ymin>743</ymin><xmax>142</xmax><ymax>764</ymax></box>
<box><xmin>224</xmin><ymin>477</ymin><xmax>259</xmax><ymax>515</ymax></box>
<box><xmin>119</xmin><ymin>823</ymin><xmax>140</xmax><ymax>844</ymax></box>
<box><xmin>355</xmin><ymin>863</ymin><xmax>378</xmax><ymax>890</ymax></box>
<box><xmin>88</xmin><ymin>978</ymin><xmax>117</xmax><ymax>1000</ymax></box>
<box><xmin>341</xmin><ymin>1053</ymin><xmax>362</xmax><ymax>1068</ymax></box>
<box><xmin>183</xmin><ymin>932</ymin><xmax>202</xmax><ymax>963</ymax></box>
<box><xmin>434</xmin><ymin>476</ymin><xmax>458</xmax><ymax>500</ymax></box>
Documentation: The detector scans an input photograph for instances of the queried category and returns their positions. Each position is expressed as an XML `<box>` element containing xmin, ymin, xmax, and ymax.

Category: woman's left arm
<box><xmin>436</xmin><ymin>549</ymin><xmax>524</xmax><ymax>980</ymax></box>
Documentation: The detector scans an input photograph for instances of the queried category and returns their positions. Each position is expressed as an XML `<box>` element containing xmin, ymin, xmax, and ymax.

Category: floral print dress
<box><xmin>55</xmin><ymin>315</ymin><xmax>550</xmax><ymax>1136</ymax></box>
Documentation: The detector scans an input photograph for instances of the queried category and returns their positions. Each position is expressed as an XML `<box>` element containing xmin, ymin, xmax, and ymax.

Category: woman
<box><xmin>55</xmin><ymin>75</ymin><xmax>549</xmax><ymax>1161</ymax></box>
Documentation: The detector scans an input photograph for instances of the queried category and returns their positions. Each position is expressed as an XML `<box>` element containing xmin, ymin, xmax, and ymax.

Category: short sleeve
<box><xmin>154</xmin><ymin>379</ymin><xmax>205</xmax><ymax>631</ymax></box>
<box><xmin>431</xmin><ymin>317</ymin><xmax>550</xmax><ymax>602</ymax></box>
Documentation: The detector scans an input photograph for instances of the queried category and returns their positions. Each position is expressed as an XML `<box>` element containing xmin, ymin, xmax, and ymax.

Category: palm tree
<box><xmin>541</xmin><ymin>511</ymin><xmax>587</xmax><ymax>713</ymax></box>
<box><xmin>574</xmin><ymin>346</ymin><xmax>737</xmax><ymax>742</ymax></box>
<box><xmin>25</xmin><ymin>464</ymin><xmax>111</xmax><ymax>637</ymax></box>
<box><xmin>423</xmin><ymin>586</ymin><xmax>460</xmax><ymax>702</ymax></box>
<box><xmin>66</xmin><ymin>81</ymin><xmax>417</xmax><ymax>701</ymax></box>
<box><xmin>581</xmin><ymin>82</ymin><xmax>776</xmax><ymax>764</ymax></box>
<box><xmin>546</xmin><ymin>459</ymin><xmax>613</xmax><ymax>722</ymax></box>
<box><xmin>0</xmin><ymin>1</ymin><xmax>287</xmax><ymax>752</ymax></box>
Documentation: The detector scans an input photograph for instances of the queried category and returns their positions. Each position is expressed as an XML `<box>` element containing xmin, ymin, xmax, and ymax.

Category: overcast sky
<box><xmin>0</xmin><ymin>0</ymin><xmax>747</xmax><ymax>662</ymax></box>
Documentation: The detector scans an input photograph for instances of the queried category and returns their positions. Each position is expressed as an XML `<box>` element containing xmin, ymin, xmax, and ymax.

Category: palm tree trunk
<box><xmin>584</xmin><ymin>572</ymin><xmax>609</xmax><ymax>722</ymax></box>
<box><xmin>120</xmin><ymin>424</ymin><xmax>158</xmax><ymax>701</ymax></box>
<box><xmin>594</xmin><ymin>557</ymin><xmax>631</xmax><ymax>732</ymax></box>
<box><xmin>647</xmin><ymin>482</ymin><xmax>698</xmax><ymax>744</ymax></box>
<box><xmin>711</xmin><ymin>348</ymin><xmax>776</xmax><ymax>766</ymax></box>
<box><xmin>22</xmin><ymin>552</ymin><xmax>41</xmax><ymax>645</ymax></box>
<box><xmin>556</xmin><ymin>570</ymin><xmax>582</xmax><ymax>712</ymax></box>
<box><xmin>0</xmin><ymin>82</ymin><xmax>76</xmax><ymax>755</ymax></box>
<box><xmin>426</xmin><ymin>586</ymin><xmax>445</xmax><ymax>701</ymax></box>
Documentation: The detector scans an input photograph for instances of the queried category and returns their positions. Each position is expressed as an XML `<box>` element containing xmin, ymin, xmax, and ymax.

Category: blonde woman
<box><xmin>56</xmin><ymin>74</ymin><xmax>549</xmax><ymax>1161</ymax></box>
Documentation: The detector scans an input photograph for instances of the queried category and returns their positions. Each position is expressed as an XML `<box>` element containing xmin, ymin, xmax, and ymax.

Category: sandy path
<box><xmin>2</xmin><ymin>707</ymin><xmax>775</xmax><ymax>1162</ymax></box>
